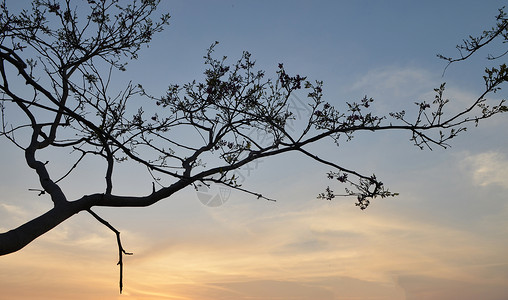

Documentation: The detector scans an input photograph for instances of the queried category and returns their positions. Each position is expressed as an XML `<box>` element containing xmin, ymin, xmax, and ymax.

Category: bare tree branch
<box><xmin>0</xmin><ymin>0</ymin><xmax>507</xmax><ymax>293</ymax></box>
<box><xmin>87</xmin><ymin>208</ymin><xmax>132</xmax><ymax>294</ymax></box>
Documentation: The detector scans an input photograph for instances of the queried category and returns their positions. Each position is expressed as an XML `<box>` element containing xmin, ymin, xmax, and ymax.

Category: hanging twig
<box><xmin>87</xmin><ymin>208</ymin><xmax>133</xmax><ymax>294</ymax></box>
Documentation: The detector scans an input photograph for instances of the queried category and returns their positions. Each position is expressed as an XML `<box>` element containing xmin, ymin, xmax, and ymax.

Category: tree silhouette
<box><xmin>0</xmin><ymin>0</ymin><xmax>506</xmax><ymax>293</ymax></box>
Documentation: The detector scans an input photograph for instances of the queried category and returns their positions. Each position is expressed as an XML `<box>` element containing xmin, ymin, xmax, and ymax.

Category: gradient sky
<box><xmin>1</xmin><ymin>1</ymin><xmax>508</xmax><ymax>299</ymax></box>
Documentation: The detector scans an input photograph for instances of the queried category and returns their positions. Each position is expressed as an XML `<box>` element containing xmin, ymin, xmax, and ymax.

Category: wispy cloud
<box><xmin>351</xmin><ymin>66</ymin><xmax>436</xmax><ymax>100</ymax></box>
<box><xmin>460</xmin><ymin>151</ymin><xmax>508</xmax><ymax>188</ymax></box>
<box><xmin>348</xmin><ymin>65</ymin><xmax>493</xmax><ymax>119</ymax></box>
<box><xmin>0</xmin><ymin>203</ymin><xmax>28</xmax><ymax>217</ymax></box>
<box><xmin>109</xmin><ymin>197</ymin><xmax>508</xmax><ymax>299</ymax></box>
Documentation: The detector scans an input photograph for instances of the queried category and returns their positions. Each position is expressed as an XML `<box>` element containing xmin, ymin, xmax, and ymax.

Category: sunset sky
<box><xmin>1</xmin><ymin>1</ymin><xmax>508</xmax><ymax>299</ymax></box>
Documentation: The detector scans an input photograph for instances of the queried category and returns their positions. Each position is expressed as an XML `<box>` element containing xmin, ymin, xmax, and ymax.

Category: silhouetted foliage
<box><xmin>0</xmin><ymin>0</ymin><xmax>506</xmax><ymax>293</ymax></box>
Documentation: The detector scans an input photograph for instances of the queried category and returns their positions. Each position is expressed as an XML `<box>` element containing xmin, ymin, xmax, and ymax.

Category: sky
<box><xmin>1</xmin><ymin>0</ymin><xmax>508</xmax><ymax>299</ymax></box>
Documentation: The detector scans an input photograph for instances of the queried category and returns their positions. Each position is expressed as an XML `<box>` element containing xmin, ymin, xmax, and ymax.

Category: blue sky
<box><xmin>1</xmin><ymin>1</ymin><xmax>508</xmax><ymax>299</ymax></box>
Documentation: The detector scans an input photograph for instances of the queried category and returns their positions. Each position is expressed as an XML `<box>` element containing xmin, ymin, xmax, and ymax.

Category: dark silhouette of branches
<box><xmin>438</xmin><ymin>6</ymin><xmax>508</xmax><ymax>72</ymax></box>
<box><xmin>0</xmin><ymin>0</ymin><xmax>506</xmax><ymax>293</ymax></box>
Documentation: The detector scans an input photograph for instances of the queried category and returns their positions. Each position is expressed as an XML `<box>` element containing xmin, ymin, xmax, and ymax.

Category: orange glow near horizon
<box><xmin>1</xmin><ymin>197</ymin><xmax>507</xmax><ymax>300</ymax></box>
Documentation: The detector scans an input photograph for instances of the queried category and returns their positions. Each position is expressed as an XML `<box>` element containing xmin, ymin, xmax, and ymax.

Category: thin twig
<box><xmin>202</xmin><ymin>178</ymin><xmax>277</xmax><ymax>202</ymax></box>
<box><xmin>87</xmin><ymin>208</ymin><xmax>133</xmax><ymax>294</ymax></box>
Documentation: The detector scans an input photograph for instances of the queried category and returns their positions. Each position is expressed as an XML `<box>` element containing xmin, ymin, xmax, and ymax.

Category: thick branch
<box><xmin>25</xmin><ymin>125</ymin><xmax>67</xmax><ymax>206</ymax></box>
<box><xmin>0</xmin><ymin>178</ymin><xmax>191</xmax><ymax>256</ymax></box>
<box><xmin>0</xmin><ymin>199</ymin><xmax>91</xmax><ymax>255</ymax></box>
